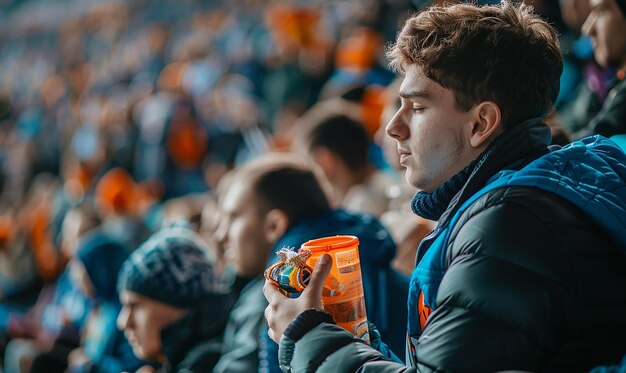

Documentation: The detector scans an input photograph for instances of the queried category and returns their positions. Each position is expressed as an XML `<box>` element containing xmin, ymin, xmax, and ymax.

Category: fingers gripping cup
<box><xmin>264</xmin><ymin>236</ymin><xmax>370</xmax><ymax>343</ymax></box>
<box><xmin>301</xmin><ymin>235</ymin><xmax>370</xmax><ymax>343</ymax></box>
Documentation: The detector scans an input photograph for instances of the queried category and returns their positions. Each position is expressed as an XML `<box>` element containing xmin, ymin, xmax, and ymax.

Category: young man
<box><xmin>264</xmin><ymin>2</ymin><xmax>626</xmax><ymax>372</ymax></box>
<box><xmin>117</xmin><ymin>226</ymin><xmax>233</xmax><ymax>372</ymax></box>
<box><xmin>211</xmin><ymin>154</ymin><xmax>408</xmax><ymax>372</ymax></box>
<box><xmin>578</xmin><ymin>0</ymin><xmax>626</xmax><ymax>137</ymax></box>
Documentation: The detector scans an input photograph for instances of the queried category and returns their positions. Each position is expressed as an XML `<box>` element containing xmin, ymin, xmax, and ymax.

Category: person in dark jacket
<box><xmin>574</xmin><ymin>0</ymin><xmax>626</xmax><ymax>138</ymax></box>
<box><xmin>212</xmin><ymin>154</ymin><xmax>408</xmax><ymax>373</ymax></box>
<box><xmin>30</xmin><ymin>232</ymin><xmax>143</xmax><ymax>373</ymax></box>
<box><xmin>116</xmin><ymin>225</ymin><xmax>234</xmax><ymax>373</ymax></box>
<box><xmin>263</xmin><ymin>2</ymin><xmax>626</xmax><ymax>372</ymax></box>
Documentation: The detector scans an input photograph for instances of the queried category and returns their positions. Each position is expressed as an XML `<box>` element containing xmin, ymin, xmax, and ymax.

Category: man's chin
<box><xmin>407</xmin><ymin>176</ymin><xmax>437</xmax><ymax>193</ymax></box>
<box><xmin>404</xmin><ymin>170</ymin><xmax>423</xmax><ymax>191</ymax></box>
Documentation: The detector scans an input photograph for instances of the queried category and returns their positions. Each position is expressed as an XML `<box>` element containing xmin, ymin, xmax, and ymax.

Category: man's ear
<box><xmin>469</xmin><ymin>101</ymin><xmax>502</xmax><ymax>148</ymax></box>
<box><xmin>264</xmin><ymin>209</ymin><xmax>289</xmax><ymax>245</ymax></box>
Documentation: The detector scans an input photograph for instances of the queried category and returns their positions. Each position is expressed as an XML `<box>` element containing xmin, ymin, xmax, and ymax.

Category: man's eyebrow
<box><xmin>399</xmin><ymin>89</ymin><xmax>431</xmax><ymax>100</ymax></box>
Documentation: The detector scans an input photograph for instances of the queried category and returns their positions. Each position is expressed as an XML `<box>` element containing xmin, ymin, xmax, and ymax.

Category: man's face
<box><xmin>386</xmin><ymin>65</ymin><xmax>476</xmax><ymax>193</ymax></box>
<box><xmin>215</xmin><ymin>181</ymin><xmax>273</xmax><ymax>278</ymax></box>
<box><xmin>117</xmin><ymin>290</ymin><xmax>187</xmax><ymax>362</ymax></box>
<box><xmin>583</xmin><ymin>0</ymin><xmax>626</xmax><ymax>69</ymax></box>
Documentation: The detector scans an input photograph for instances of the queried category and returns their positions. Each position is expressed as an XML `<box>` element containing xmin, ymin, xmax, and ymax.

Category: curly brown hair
<box><xmin>387</xmin><ymin>1</ymin><xmax>563</xmax><ymax>128</ymax></box>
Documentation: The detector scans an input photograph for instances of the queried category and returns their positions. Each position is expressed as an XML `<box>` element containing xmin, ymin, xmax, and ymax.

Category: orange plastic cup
<box><xmin>301</xmin><ymin>235</ymin><xmax>370</xmax><ymax>343</ymax></box>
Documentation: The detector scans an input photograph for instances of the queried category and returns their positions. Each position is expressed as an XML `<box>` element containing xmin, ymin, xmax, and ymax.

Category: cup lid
<box><xmin>300</xmin><ymin>235</ymin><xmax>359</xmax><ymax>252</ymax></box>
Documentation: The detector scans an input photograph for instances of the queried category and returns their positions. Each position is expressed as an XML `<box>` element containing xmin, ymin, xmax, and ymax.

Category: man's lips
<box><xmin>397</xmin><ymin>147</ymin><xmax>410</xmax><ymax>155</ymax></box>
<box><xmin>398</xmin><ymin>150</ymin><xmax>411</xmax><ymax>164</ymax></box>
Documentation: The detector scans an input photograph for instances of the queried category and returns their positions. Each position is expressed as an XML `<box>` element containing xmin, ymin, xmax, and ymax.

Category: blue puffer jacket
<box><xmin>260</xmin><ymin>209</ymin><xmax>409</xmax><ymax>372</ymax></box>
<box><xmin>406</xmin><ymin>134</ymin><xmax>626</xmax><ymax>370</ymax></box>
<box><xmin>277</xmin><ymin>121</ymin><xmax>626</xmax><ymax>373</ymax></box>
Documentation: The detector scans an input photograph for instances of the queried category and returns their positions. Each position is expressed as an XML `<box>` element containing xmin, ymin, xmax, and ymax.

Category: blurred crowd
<box><xmin>0</xmin><ymin>0</ymin><xmax>624</xmax><ymax>372</ymax></box>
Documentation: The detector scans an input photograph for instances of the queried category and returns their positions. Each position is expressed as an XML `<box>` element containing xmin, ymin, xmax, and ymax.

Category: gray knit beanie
<box><xmin>118</xmin><ymin>226</ymin><xmax>222</xmax><ymax>308</ymax></box>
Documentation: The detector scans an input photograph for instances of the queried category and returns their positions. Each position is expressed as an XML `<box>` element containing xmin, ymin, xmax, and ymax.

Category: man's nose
<box><xmin>386</xmin><ymin>109</ymin><xmax>409</xmax><ymax>140</ymax></box>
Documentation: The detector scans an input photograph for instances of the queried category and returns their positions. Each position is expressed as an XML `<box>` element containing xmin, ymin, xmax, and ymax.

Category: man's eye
<box><xmin>412</xmin><ymin>105</ymin><xmax>425</xmax><ymax>112</ymax></box>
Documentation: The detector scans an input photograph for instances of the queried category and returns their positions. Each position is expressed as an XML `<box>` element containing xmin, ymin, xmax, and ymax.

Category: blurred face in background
<box><xmin>214</xmin><ymin>180</ymin><xmax>273</xmax><ymax>278</ymax></box>
<box><xmin>583</xmin><ymin>0</ymin><xmax>626</xmax><ymax>69</ymax></box>
<box><xmin>117</xmin><ymin>290</ymin><xmax>187</xmax><ymax>362</ymax></box>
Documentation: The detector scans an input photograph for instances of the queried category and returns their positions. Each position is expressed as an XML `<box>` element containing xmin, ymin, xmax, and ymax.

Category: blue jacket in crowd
<box><xmin>74</xmin><ymin>232</ymin><xmax>144</xmax><ymax>373</ymax></box>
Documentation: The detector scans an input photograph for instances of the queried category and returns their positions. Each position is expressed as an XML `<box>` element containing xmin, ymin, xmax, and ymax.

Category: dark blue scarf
<box><xmin>410</xmin><ymin>118</ymin><xmax>553</xmax><ymax>222</ymax></box>
<box><xmin>410</xmin><ymin>157</ymin><xmax>481</xmax><ymax>221</ymax></box>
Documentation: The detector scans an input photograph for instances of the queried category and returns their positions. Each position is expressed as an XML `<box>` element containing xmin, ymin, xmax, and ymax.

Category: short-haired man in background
<box><xmin>297</xmin><ymin>112</ymin><xmax>394</xmax><ymax>218</ymax></box>
<box><xmin>212</xmin><ymin>154</ymin><xmax>408</xmax><ymax>372</ymax></box>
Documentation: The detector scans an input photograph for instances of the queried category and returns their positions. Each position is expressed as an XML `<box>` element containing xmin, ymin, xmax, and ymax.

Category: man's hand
<box><xmin>263</xmin><ymin>253</ymin><xmax>332</xmax><ymax>342</ymax></box>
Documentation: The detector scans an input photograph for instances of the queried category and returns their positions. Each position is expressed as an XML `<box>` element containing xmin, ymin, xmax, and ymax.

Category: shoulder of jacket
<box><xmin>230</xmin><ymin>279</ymin><xmax>267</xmax><ymax>320</ymax></box>
<box><xmin>446</xmin><ymin>186</ymin><xmax>583</xmax><ymax>258</ymax></box>
<box><xmin>454</xmin><ymin>186</ymin><xmax>572</xmax><ymax>228</ymax></box>
<box><xmin>440</xmin><ymin>186</ymin><xmax>589</xmax><ymax>291</ymax></box>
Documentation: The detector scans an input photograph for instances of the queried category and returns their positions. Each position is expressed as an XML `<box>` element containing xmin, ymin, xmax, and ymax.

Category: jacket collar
<box><xmin>416</xmin><ymin>118</ymin><xmax>552</xmax><ymax>262</ymax></box>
